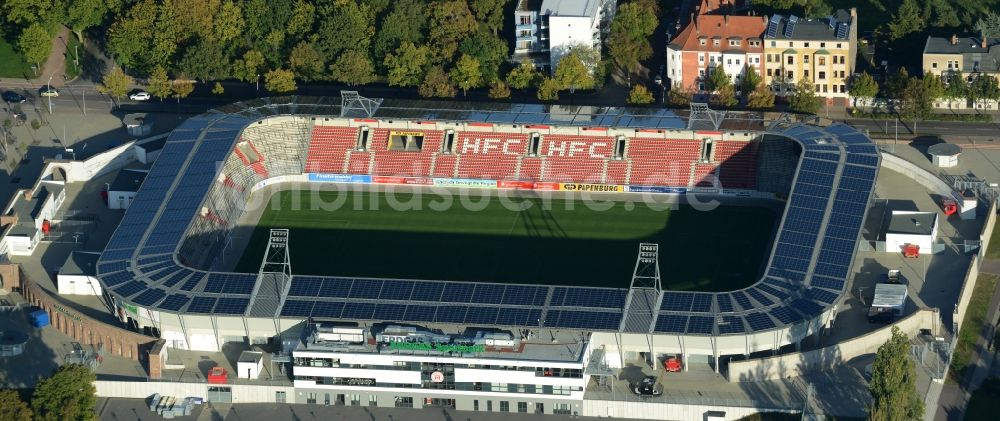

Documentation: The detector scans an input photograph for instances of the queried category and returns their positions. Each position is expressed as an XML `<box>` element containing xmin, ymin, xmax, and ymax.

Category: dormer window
<box><xmin>699</xmin><ymin>38</ymin><xmax>707</xmax><ymax>46</ymax></box>
<box><xmin>729</xmin><ymin>40</ymin><xmax>741</xmax><ymax>47</ymax></box>
<box><xmin>713</xmin><ymin>39</ymin><xmax>720</xmax><ymax>46</ymax></box>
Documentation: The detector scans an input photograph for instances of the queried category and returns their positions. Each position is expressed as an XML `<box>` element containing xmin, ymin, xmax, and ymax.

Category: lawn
<box><xmin>967</xmin><ymin>377</ymin><xmax>1000</xmax><ymax>421</ymax></box>
<box><xmin>951</xmin><ymin>273</ymin><xmax>1000</xmax><ymax>382</ymax></box>
<box><xmin>236</xmin><ymin>190</ymin><xmax>778</xmax><ymax>290</ymax></box>
<box><xmin>985</xmin><ymin>217</ymin><xmax>1000</xmax><ymax>260</ymax></box>
<box><xmin>0</xmin><ymin>37</ymin><xmax>33</xmax><ymax>78</ymax></box>
<box><xmin>64</xmin><ymin>35</ymin><xmax>82</xmax><ymax>80</ymax></box>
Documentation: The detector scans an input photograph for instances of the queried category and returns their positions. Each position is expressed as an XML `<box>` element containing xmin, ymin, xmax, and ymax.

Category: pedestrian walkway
<box><xmin>0</xmin><ymin>26</ymin><xmax>70</xmax><ymax>88</ymax></box>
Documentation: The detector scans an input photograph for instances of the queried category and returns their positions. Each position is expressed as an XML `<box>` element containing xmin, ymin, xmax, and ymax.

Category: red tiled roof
<box><xmin>670</xmin><ymin>14</ymin><xmax>767</xmax><ymax>53</ymax></box>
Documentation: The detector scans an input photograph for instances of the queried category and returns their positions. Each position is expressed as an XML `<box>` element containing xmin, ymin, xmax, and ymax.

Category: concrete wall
<box><xmin>46</xmin><ymin>141</ymin><xmax>136</xmax><ymax>183</ymax></box>
<box><xmin>954</xmin><ymin>255</ymin><xmax>980</xmax><ymax>333</ymax></box>
<box><xmin>582</xmin><ymin>399</ymin><xmax>795</xmax><ymax>420</ymax></box>
<box><xmin>95</xmin><ymin>381</ymin><xmax>296</xmax><ymax>404</ymax></box>
<box><xmin>57</xmin><ymin>273</ymin><xmax>103</xmax><ymax>295</ymax></box>
<box><xmin>727</xmin><ymin>309</ymin><xmax>940</xmax><ymax>382</ymax></box>
<box><xmin>880</xmin><ymin>153</ymin><xmax>954</xmax><ymax>197</ymax></box>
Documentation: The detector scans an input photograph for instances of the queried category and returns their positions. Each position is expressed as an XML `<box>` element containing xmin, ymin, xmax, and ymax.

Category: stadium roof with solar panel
<box><xmin>95</xmin><ymin>96</ymin><xmax>878</xmax><ymax>351</ymax></box>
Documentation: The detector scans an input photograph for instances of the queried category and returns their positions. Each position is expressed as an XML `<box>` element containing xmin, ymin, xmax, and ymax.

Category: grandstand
<box><xmin>96</xmin><ymin>98</ymin><xmax>878</xmax><ymax>365</ymax></box>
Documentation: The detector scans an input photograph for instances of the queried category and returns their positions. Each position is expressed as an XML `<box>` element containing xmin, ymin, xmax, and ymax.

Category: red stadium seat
<box><xmin>538</xmin><ymin>134</ymin><xmax>614</xmax><ymax>183</ymax></box>
<box><xmin>454</xmin><ymin>132</ymin><xmax>528</xmax><ymax>179</ymax></box>
<box><xmin>714</xmin><ymin>140</ymin><xmax>759</xmax><ymax>189</ymax></box>
<box><xmin>628</xmin><ymin>137</ymin><xmax>702</xmax><ymax>186</ymax></box>
<box><xmin>305</xmin><ymin>126</ymin><xmax>359</xmax><ymax>174</ymax></box>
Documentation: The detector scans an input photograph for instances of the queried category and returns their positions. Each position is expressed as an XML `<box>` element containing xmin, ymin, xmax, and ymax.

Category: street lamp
<box><xmin>47</xmin><ymin>74</ymin><xmax>53</xmax><ymax>114</ymax></box>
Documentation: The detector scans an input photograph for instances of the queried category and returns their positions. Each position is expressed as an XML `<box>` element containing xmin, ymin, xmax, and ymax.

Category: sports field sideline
<box><xmin>235</xmin><ymin>189</ymin><xmax>777</xmax><ymax>291</ymax></box>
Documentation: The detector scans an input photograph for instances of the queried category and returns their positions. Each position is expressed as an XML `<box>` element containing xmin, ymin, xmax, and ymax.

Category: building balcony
<box><xmin>516</xmin><ymin>23</ymin><xmax>537</xmax><ymax>31</ymax></box>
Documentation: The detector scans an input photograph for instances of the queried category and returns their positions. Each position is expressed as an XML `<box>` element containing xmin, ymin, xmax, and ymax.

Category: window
<box><xmin>818</xmin><ymin>71</ymin><xmax>826</xmax><ymax>79</ymax></box>
<box><xmin>932</xmin><ymin>62</ymin><xmax>938</xmax><ymax>69</ymax></box>
<box><xmin>815</xmin><ymin>84</ymin><xmax>820</xmax><ymax>92</ymax></box>
<box><xmin>766</xmin><ymin>54</ymin><xmax>772</xmax><ymax>63</ymax></box>
<box><xmin>394</xmin><ymin>397</ymin><xmax>413</xmax><ymax>408</ymax></box>
<box><xmin>787</xmin><ymin>71</ymin><xmax>794</xmax><ymax>79</ymax></box>
<box><xmin>789</xmin><ymin>41</ymin><xmax>793</xmax><ymax>47</ymax></box>
<box><xmin>727</xmin><ymin>59</ymin><xmax>732</xmax><ymax>65</ymax></box>
<box><xmin>750</xmin><ymin>40</ymin><xmax>760</xmax><ymax>47</ymax></box>
<box><xmin>710</xmin><ymin>56</ymin><xmax>716</xmax><ymax>63</ymax></box>
<box><xmin>519</xmin><ymin>30</ymin><xmax>531</xmax><ymax>37</ymax></box>
<box><xmin>787</xmin><ymin>56</ymin><xmax>794</xmax><ymax>65</ymax></box>
<box><xmin>836</xmin><ymin>43</ymin><xmax>842</xmax><ymax>48</ymax></box>
<box><xmin>818</xmin><ymin>57</ymin><xmax>825</xmax><ymax>66</ymax></box>
<box><xmin>803</xmin><ymin>55</ymin><xmax>809</xmax><ymax>64</ymax></box>
<box><xmin>307</xmin><ymin>393</ymin><xmax>317</xmax><ymax>404</ymax></box>
<box><xmin>729</xmin><ymin>39</ymin><xmax>740</xmax><ymax>47</ymax></box>
<box><xmin>700</xmin><ymin>38</ymin><xmax>707</xmax><ymax>46</ymax></box>
<box><xmin>554</xmin><ymin>404</ymin><xmax>572</xmax><ymax>415</ymax></box>
<box><xmin>820</xmin><ymin>42</ymin><xmax>826</xmax><ymax>48</ymax></box>
<box><xmin>350</xmin><ymin>394</ymin><xmax>361</xmax><ymax>406</ymax></box>
<box><xmin>369</xmin><ymin>395</ymin><xmax>377</xmax><ymax>407</ymax></box>
<box><xmin>275</xmin><ymin>391</ymin><xmax>286</xmax><ymax>403</ymax></box>
<box><xmin>736</xmin><ymin>59</ymin><xmax>741</xmax><ymax>65</ymax></box>
<box><xmin>698</xmin><ymin>83</ymin><xmax>705</xmax><ymax>91</ymax></box>
<box><xmin>770</xmin><ymin>41</ymin><xmax>776</xmax><ymax>47</ymax></box>
<box><xmin>804</xmin><ymin>70</ymin><xmax>809</xmax><ymax>78</ymax></box>
<box><xmin>767</xmin><ymin>68</ymin><xmax>773</xmax><ymax>76</ymax></box>
<box><xmin>804</xmin><ymin>42</ymin><xmax>810</xmax><ymax>48</ymax></box>
<box><xmin>822</xmin><ymin>84</ymin><xmax>828</xmax><ymax>93</ymax></box>
<box><xmin>487</xmin><ymin>401</ymin><xmax>493</xmax><ymax>412</ymax></box>
<box><xmin>474</xmin><ymin>400</ymin><xmax>479</xmax><ymax>411</ymax></box>
<box><xmin>698</xmin><ymin>69</ymin><xmax>705</xmax><ymax>77</ymax></box>
<box><xmin>713</xmin><ymin>39</ymin><xmax>720</xmax><ymax>46</ymax></box>
<box><xmin>840</xmin><ymin>84</ymin><xmax>846</xmax><ymax>93</ymax></box>
<box><xmin>516</xmin><ymin>41</ymin><xmax>532</xmax><ymax>50</ymax></box>
<box><xmin>699</xmin><ymin>54</ymin><xmax>705</xmax><ymax>63</ymax></box>
<box><xmin>500</xmin><ymin>401</ymin><xmax>510</xmax><ymax>412</ymax></box>
<box><xmin>519</xmin><ymin>16</ymin><xmax>531</xmax><ymax>25</ymax></box>
<box><xmin>518</xmin><ymin>402</ymin><xmax>528</xmax><ymax>413</ymax></box>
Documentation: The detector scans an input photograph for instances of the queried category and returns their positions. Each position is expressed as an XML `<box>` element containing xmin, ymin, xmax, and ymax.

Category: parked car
<box><xmin>39</xmin><ymin>87</ymin><xmax>59</xmax><ymax>97</ymax></box>
<box><xmin>631</xmin><ymin>376</ymin><xmax>663</xmax><ymax>397</ymax></box>
<box><xmin>2</xmin><ymin>91</ymin><xmax>26</xmax><ymax>103</ymax></box>
<box><xmin>129</xmin><ymin>91</ymin><xmax>151</xmax><ymax>101</ymax></box>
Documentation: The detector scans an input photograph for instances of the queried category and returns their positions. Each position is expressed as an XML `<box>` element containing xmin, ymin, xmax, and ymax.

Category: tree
<box><xmin>885</xmin><ymin>68</ymin><xmax>910</xmax><ymax>101</ymax></box>
<box><xmin>2</xmin><ymin>0</ymin><xmax>53</xmax><ymax>26</ymax></box>
<box><xmin>898</xmin><ymin>76</ymin><xmax>933</xmax><ymax>122</ymax></box>
<box><xmin>31</xmin><ymin>364</ymin><xmax>97</xmax><ymax>421</ymax></box>
<box><xmin>149</xmin><ymin>2</ymin><xmax>181</xmax><ymax>71</ymax></box>
<box><xmin>211</xmin><ymin>0</ymin><xmax>244</xmax><ymax>43</ymax></box>
<box><xmin>747</xmin><ymin>83</ymin><xmax>776</xmax><ymax>109</ymax></box>
<box><xmin>607</xmin><ymin>31</ymin><xmax>652</xmax><ymax>85</ymax></box>
<box><xmin>976</xmin><ymin>10</ymin><xmax>1000</xmax><ymax>39</ymax></box>
<box><xmin>171</xmin><ymin>76</ymin><xmax>194</xmax><ymax>103</ymax></box>
<box><xmin>459</xmin><ymin>31</ymin><xmax>509</xmax><ymax>83</ymax></box>
<box><xmin>428</xmin><ymin>0</ymin><xmax>478</xmax><ymax>62</ymax></box>
<box><xmin>470</xmin><ymin>0</ymin><xmax>506</xmax><ymax>34</ymax></box>
<box><xmin>316</xmin><ymin>2</ymin><xmax>375</xmax><ymax>59</ymax></box>
<box><xmin>706</xmin><ymin>66</ymin><xmax>731</xmax><ymax>92</ymax></box>
<box><xmin>17</xmin><ymin>24</ymin><xmax>52</xmax><ymax>69</ymax></box>
<box><xmin>264</xmin><ymin>69</ymin><xmax>297</xmax><ymax>93</ymax></box>
<box><xmin>450</xmin><ymin>54</ymin><xmax>483</xmax><ymax>96</ymax></box>
<box><xmin>147</xmin><ymin>66</ymin><xmax>173</xmax><ymax>101</ymax></box>
<box><xmin>554</xmin><ymin>52</ymin><xmax>593</xmax><ymax>93</ymax></box>
<box><xmin>385</xmin><ymin>42</ymin><xmax>431</xmax><ymax>87</ymax></box>
<box><xmin>537</xmin><ymin>77</ymin><xmax>560</xmax><ymax>101</ymax></box>
<box><xmin>107</xmin><ymin>0</ymin><xmax>158</xmax><ymax>71</ymax></box>
<box><xmin>212</xmin><ymin>82</ymin><xmax>224</xmax><ymax>95</ymax></box>
<box><xmin>65</xmin><ymin>0</ymin><xmax>110</xmax><ymax>41</ymax></box>
<box><xmin>740</xmin><ymin>66</ymin><xmax>763</xmax><ymax>96</ymax></box>
<box><xmin>165</xmin><ymin>0</ymin><xmax>221</xmax><ymax>41</ymax></box>
<box><xmin>610</xmin><ymin>2</ymin><xmax>658</xmax><ymax>41</ymax></box>
<box><xmin>98</xmin><ymin>67</ymin><xmax>134</xmax><ymax>101</ymax></box>
<box><xmin>286</xmin><ymin>0</ymin><xmax>316</xmax><ymax>41</ymax></box>
<box><xmin>969</xmin><ymin>74</ymin><xmax>1000</xmax><ymax>109</ymax></box>
<box><xmin>868</xmin><ymin>326</ymin><xmax>923</xmax><ymax>421</ymax></box>
<box><xmin>849</xmin><ymin>72</ymin><xmax>879</xmax><ymax>108</ymax></box>
<box><xmin>418</xmin><ymin>66</ymin><xmax>456</xmax><ymax>98</ymax></box>
<box><xmin>506</xmin><ymin>61</ymin><xmax>541</xmax><ymax>90</ymax></box>
<box><xmin>788</xmin><ymin>78</ymin><xmax>822</xmax><ymax>114</ymax></box>
<box><xmin>0</xmin><ymin>389</ymin><xmax>32</xmax><ymax>421</ymax></box>
<box><xmin>329</xmin><ymin>50</ymin><xmax>377</xmax><ymax>86</ymax></box>
<box><xmin>942</xmin><ymin>71</ymin><xmax>967</xmax><ymax>107</ymax></box>
<box><xmin>372</xmin><ymin>0</ymin><xmax>427</xmax><ymax>62</ymax></box>
<box><xmin>627</xmin><ymin>84</ymin><xmax>654</xmax><ymax>105</ymax></box>
<box><xmin>488</xmin><ymin>81</ymin><xmax>511</xmax><ymax>99</ymax></box>
<box><xmin>233</xmin><ymin>50</ymin><xmax>265</xmax><ymax>84</ymax></box>
<box><xmin>178</xmin><ymin>39</ymin><xmax>230</xmax><ymax>82</ymax></box>
<box><xmin>667</xmin><ymin>85</ymin><xmax>694</xmax><ymax>107</ymax></box>
<box><xmin>886</xmin><ymin>0</ymin><xmax>924</xmax><ymax>41</ymax></box>
<box><xmin>712</xmin><ymin>84</ymin><xmax>738</xmax><ymax>108</ymax></box>
<box><xmin>922</xmin><ymin>74</ymin><xmax>944</xmax><ymax>103</ymax></box>
<box><xmin>288</xmin><ymin>42</ymin><xmax>325</xmax><ymax>82</ymax></box>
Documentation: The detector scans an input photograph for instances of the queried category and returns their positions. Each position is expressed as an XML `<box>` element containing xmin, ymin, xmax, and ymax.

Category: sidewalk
<box><xmin>0</xmin><ymin>26</ymin><xmax>71</xmax><ymax>88</ymax></box>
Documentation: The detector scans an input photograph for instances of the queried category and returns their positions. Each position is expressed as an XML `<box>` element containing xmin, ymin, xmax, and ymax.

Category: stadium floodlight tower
<box><xmin>687</xmin><ymin>103</ymin><xmax>725</xmax><ymax>131</ymax></box>
<box><xmin>618</xmin><ymin>243</ymin><xmax>663</xmax><ymax>368</ymax></box>
<box><xmin>339</xmin><ymin>90</ymin><xmax>383</xmax><ymax>118</ymax></box>
<box><xmin>247</xmin><ymin>229</ymin><xmax>293</xmax><ymax>330</ymax></box>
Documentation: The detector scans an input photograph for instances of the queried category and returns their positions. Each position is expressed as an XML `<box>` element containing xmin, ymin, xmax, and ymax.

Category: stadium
<box><xmin>90</xmin><ymin>95</ymin><xmax>878</xmax><ymax>413</ymax></box>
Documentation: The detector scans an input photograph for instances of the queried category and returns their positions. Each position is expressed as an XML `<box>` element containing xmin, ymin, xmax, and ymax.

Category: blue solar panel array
<box><xmin>94</xmin><ymin>98</ymin><xmax>877</xmax><ymax>336</ymax></box>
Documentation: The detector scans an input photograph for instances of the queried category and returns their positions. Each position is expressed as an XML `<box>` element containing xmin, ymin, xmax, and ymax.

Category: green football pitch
<box><xmin>235</xmin><ymin>190</ymin><xmax>778</xmax><ymax>291</ymax></box>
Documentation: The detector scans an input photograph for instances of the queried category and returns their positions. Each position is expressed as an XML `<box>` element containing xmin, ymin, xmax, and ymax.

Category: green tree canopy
<box><xmin>607</xmin><ymin>31</ymin><xmax>652</xmax><ymax>85</ymax></box>
<box><xmin>264</xmin><ymin>68</ymin><xmax>297</xmax><ymax>93</ymax></box>
<box><xmin>942</xmin><ymin>71</ymin><xmax>967</xmax><ymax>102</ymax></box>
<box><xmin>289</xmin><ymin>42</ymin><xmax>325</xmax><ymax>82</ymax></box>
<box><xmin>98</xmin><ymin>66</ymin><xmax>134</xmax><ymax>100</ymax></box>
<box><xmin>706</xmin><ymin>66</ymin><xmax>731</xmax><ymax>92</ymax></box>
<box><xmin>17</xmin><ymin>23</ymin><xmax>52</xmax><ymax>68</ymax></box>
<box><xmin>428</xmin><ymin>0</ymin><xmax>478</xmax><ymax>63</ymax></box>
<box><xmin>712</xmin><ymin>84</ymin><xmax>738</xmax><ymax>108</ymax></box>
<box><xmin>329</xmin><ymin>50</ymin><xmax>377</xmax><ymax>86</ymax></box>
<box><xmin>470</xmin><ymin>0</ymin><xmax>507</xmax><ymax>34</ymax></box>
<box><xmin>372</xmin><ymin>0</ymin><xmax>427</xmax><ymax>64</ymax></box>
<box><xmin>2</xmin><ymin>0</ymin><xmax>54</xmax><ymax>26</ymax></box>
<box><xmin>506</xmin><ymin>61</ymin><xmax>541</xmax><ymax>90</ymax></box>
<box><xmin>488</xmin><ymin>80</ymin><xmax>511</xmax><ymax>99</ymax></box>
<box><xmin>171</xmin><ymin>76</ymin><xmax>194</xmax><ymax>102</ymax></box>
<box><xmin>316</xmin><ymin>2</ymin><xmax>375</xmax><ymax>59</ymax></box>
<box><xmin>211</xmin><ymin>0</ymin><xmax>244</xmax><ymax>44</ymax></box>
<box><xmin>554</xmin><ymin>52</ymin><xmax>593</xmax><ymax>93</ymax></box>
<box><xmin>450</xmin><ymin>54</ymin><xmax>483</xmax><ymax>96</ymax></box>
<box><xmin>969</xmin><ymin>73</ymin><xmax>1000</xmax><ymax>109</ymax></box>
<box><xmin>31</xmin><ymin>364</ymin><xmax>97</xmax><ymax>421</ymax></box>
<box><xmin>849</xmin><ymin>72</ymin><xmax>879</xmax><ymax>107</ymax></box>
<box><xmin>885</xmin><ymin>67</ymin><xmax>910</xmax><ymax>100</ymax></box>
<box><xmin>898</xmin><ymin>76</ymin><xmax>934</xmax><ymax>121</ymax></box>
<box><xmin>886</xmin><ymin>0</ymin><xmax>924</xmax><ymax>41</ymax></box>
<box><xmin>459</xmin><ymin>31</ymin><xmax>509</xmax><ymax>83</ymax></box>
<box><xmin>65</xmin><ymin>0</ymin><xmax>111</xmax><ymax>41</ymax></box>
<box><xmin>286</xmin><ymin>0</ymin><xmax>316</xmax><ymax>41</ymax></box>
<box><xmin>385</xmin><ymin>42</ymin><xmax>431</xmax><ymax>87</ymax></box>
<box><xmin>233</xmin><ymin>50</ymin><xmax>266</xmax><ymax>84</ymax></box>
<box><xmin>178</xmin><ymin>39</ymin><xmax>230</xmax><ymax>82</ymax></box>
<box><xmin>740</xmin><ymin>66</ymin><xmax>762</xmax><ymax>96</ymax></box>
<box><xmin>627</xmin><ymin>84</ymin><xmax>654</xmax><ymax>105</ymax></box>
<box><xmin>667</xmin><ymin>86</ymin><xmax>694</xmax><ymax>107</ymax></box>
<box><xmin>0</xmin><ymin>389</ymin><xmax>32</xmax><ymax>421</ymax></box>
<box><xmin>868</xmin><ymin>326</ymin><xmax>924</xmax><ymax>421</ymax></box>
<box><xmin>788</xmin><ymin>78</ymin><xmax>822</xmax><ymax>114</ymax></box>
<box><xmin>419</xmin><ymin>65</ymin><xmax>456</xmax><ymax>98</ymax></box>
<box><xmin>537</xmin><ymin>77</ymin><xmax>560</xmax><ymax>101</ymax></box>
<box><xmin>212</xmin><ymin>81</ymin><xmax>225</xmax><ymax>95</ymax></box>
<box><xmin>747</xmin><ymin>83</ymin><xmax>775</xmax><ymax>109</ymax></box>
<box><xmin>147</xmin><ymin>66</ymin><xmax>173</xmax><ymax>101</ymax></box>
<box><xmin>610</xmin><ymin>2</ymin><xmax>658</xmax><ymax>41</ymax></box>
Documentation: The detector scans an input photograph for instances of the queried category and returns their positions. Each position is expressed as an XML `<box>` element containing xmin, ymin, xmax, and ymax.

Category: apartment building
<box><xmin>762</xmin><ymin>8</ymin><xmax>857</xmax><ymax>99</ymax></box>
<box><xmin>512</xmin><ymin>0</ymin><xmax>615</xmax><ymax>73</ymax></box>
<box><xmin>922</xmin><ymin>34</ymin><xmax>1000</xmax><ymax>78</ymax></box>
<box><xmin>665</xmin><ymin>9</ymin><xmax>767</xmax><ymax>92</ymax></box>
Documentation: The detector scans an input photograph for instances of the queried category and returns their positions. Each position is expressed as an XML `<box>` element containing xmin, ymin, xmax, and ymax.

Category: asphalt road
<box><xmin>845</xmin><ymin>118</ymin><xmax>1000</xmax><ymax>139</ymax></box>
